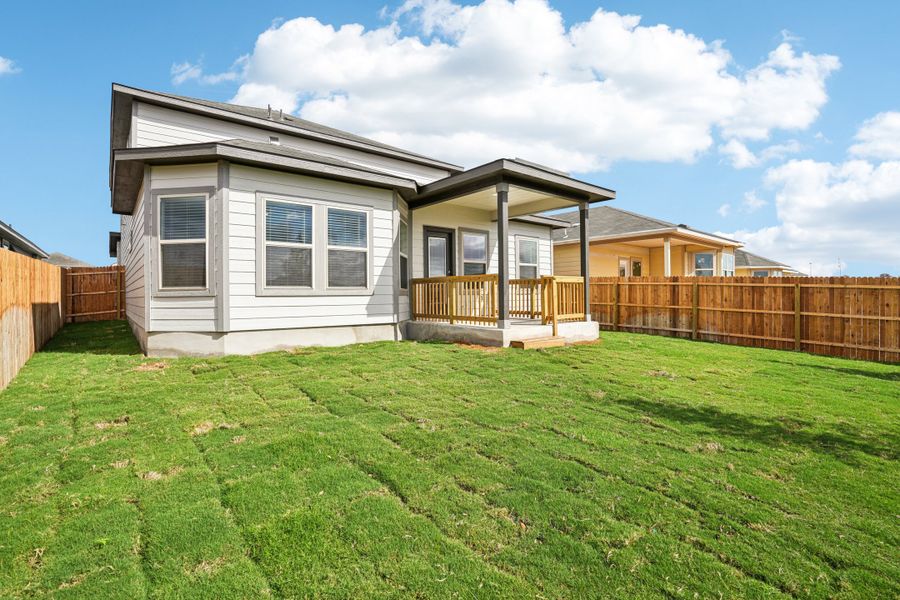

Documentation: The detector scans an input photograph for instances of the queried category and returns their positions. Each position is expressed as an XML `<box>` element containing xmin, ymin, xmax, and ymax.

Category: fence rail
<box><xmin>590</xmin><ymin>276</ymin><xmax>900</xmax><ymax>363</ymax></box>
<box><xmin>0</xmin><ymin>250</ymin><xmax>66</xmax><ymax>390</ymax></box>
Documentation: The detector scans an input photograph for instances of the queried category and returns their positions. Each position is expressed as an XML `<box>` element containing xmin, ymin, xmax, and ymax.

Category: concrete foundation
<box><xmin>405</xmin><ymin>319</ymin><xmax>599</xmax><ymax>347</ymax></box>
<box><xmin>144</xmin><ymin>323</ymin><xmax>401</xmax><ymax>357</ymax></box>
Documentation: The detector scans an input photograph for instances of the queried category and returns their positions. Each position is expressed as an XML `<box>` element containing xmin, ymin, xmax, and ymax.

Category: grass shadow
<box><xmin>612</xmin><ymin>396</ymin><xmax>898</xmax><ymax>464</ymax></box>
<box><xmin>41</xmin><ymin>320</ymin><xmax>141</xmax><ymax>356</ymax></box>
<box><xmin>763</xmin><ymin>358</ymin><xmax>900</xmax><ymax>382</ymax></box>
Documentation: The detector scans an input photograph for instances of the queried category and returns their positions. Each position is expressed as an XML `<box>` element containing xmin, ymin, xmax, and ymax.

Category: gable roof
<box><xmin>111</xmin><ymin>84</ymin><xmax>463</xmax><ymax>174</ymax></box>
<box><xmin>551</xmin><ymin>205</ymin><xmax>740</xmax><ymax>246</ymax></box>
<box><xmin>0</xmin><ymin>219</ymin><xmax>49</xmax><ymax>259</ymax></box>
<box><xmin>734</xmin><ymin>249</ymin><xmax>789</xmax><ymax>269</ymax></box>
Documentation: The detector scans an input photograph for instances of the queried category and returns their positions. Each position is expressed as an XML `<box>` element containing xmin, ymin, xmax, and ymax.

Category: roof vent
<box><xmin>677</xmin><ymin>223</ymin><xmax>688</xmax><ymax>228</ymax></box>
<box><xmin>269</xmin><ymin>135</ymin><xmax>280</xmax><ymax>145</ymax></box>
<box><xmin>267</xmin><ymin>104</ymin><xmax>272</xmax><ymax>119</ymax></box>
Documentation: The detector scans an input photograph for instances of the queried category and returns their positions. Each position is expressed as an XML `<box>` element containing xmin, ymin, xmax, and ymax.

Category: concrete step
<box><xmin>509</xmin><ymin>336</ymin><xmax>566</xmax><ymax>350</ymax></box>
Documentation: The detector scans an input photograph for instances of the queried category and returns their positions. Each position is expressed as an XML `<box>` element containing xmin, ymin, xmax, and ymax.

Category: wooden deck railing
<box><xmin>411</xmin><ymin>274</ymin><xmax>585</xmax><ymax>330</ymax></box>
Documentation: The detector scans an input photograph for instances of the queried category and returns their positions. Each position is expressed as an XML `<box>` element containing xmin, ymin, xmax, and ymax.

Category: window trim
<box><xmin>516</xmin><ymin>236</ymin><xmax>540</xmax><ymax>280</ymax></box>
<box><xmin>721</xmin><ymin>252</ymin><xmax>735</xmax><ymax>277</ymax></box>
<box><xmin>752</xmin><ymin>270</ymin><xmax>770</xmax><ymax>277</ymax></box>
<box><xmin>458</xmin><ymin>227</ymin><xmax>489</xmax><ymax>277</ymax></box>
<box><xmin>261</xmin><ymin>197</ymin><xmax>315</xmax><ymax>293</ymax></box>
<box><xmin>693</xmin><ymin>251</ymin><xmax>715</xmax><ymax>277</ymax></box>
<box><xmin>326</xmin><ymin>205</ymin><xmax>372</xmax><ymax>291</ymax></box>
<box><xmin>151</xmin><ymin>187</ymin><xmax>216</xmax><ymax>297</ymax></box>
<box><xmin>254</xmin><ymin>192</ymin><xmax>375</xmax><ymax>297</ymax></box>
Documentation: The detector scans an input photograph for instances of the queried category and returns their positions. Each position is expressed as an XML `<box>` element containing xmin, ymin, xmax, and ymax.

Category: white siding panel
<box><xmin>133</xmin><ymin>102</ymin><xmax>451</xmax><ymax>185</ymax></box>
<box><xmin>226</xmin><ymin>165</ymin><xmax>398</xmax><ymax>332</ymax></box>
<box><xmin>122</xmin><ymin>182</ymin><xmax>146</xmax><ymax>328</ymax></box>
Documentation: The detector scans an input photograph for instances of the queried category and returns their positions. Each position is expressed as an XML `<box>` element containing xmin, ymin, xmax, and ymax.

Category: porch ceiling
<box><xmin>409</xmin><ymin>158</ymin><xmax>615</xmax><ymax>217</ymax></box>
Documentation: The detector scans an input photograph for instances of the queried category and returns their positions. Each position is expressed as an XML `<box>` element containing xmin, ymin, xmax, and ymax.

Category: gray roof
<box><xmin>47</xmin><ymin>252</ymin><xmax>91</xmax><ymax>268</ymax></box>
<box><xmin>0</xmin><ymin>219</ymin><xmax>48</xmax><ymax>258</ymax></box>
<box><xmin>551</xmin><ymin>205</ymin><xmax>738</xmax><ymax>244</ymax></box>
<box><xmin>734</xmin><ymin>249</ymin><xmax>789</xmax><ymax>269</ymax></box>
<box><xmin>112</xmin><ymin>84</ymin><xmax>463</xmax><ymax>173</ymax></box>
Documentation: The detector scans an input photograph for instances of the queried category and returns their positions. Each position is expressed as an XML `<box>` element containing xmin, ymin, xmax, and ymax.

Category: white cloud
<box><xmin>219</xmin><ymin>0</ymin><xmax>839</xmax><ymax>171</ymax></box>
<box><xmin>171</xmin><ymin>60</ymin><xmax>239</xmax><ymax>86</ymax></box>
<box><xmin>849</xmin><ymin>111</ymin><xmax>900</xmax><ymax>160</ymax></box>
<box><xmin>723</xmin><ymin>156</ymin><xmax>900</xmax><ymax>275</ymax></box>
<box><xmin>0</xmin><ymin>56</ymin><xmax>21</xmax><ymax>76</ymax></box>
<box><xmin>720</xmin><ymin>138</ymin><xmax>803</xmax><ymax>169</ymax></box>
<box><xmin>717</xmin><ymin>203</ymin><xmax>731</xmax><ymax>217</ymax></box>
<box><xmin>741</xmin><ymin>190</ymin><xmax>767</xmax><ymax>213</ymax></box>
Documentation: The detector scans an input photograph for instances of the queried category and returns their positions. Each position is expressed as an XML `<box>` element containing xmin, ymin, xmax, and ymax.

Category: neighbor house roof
<box><xmin>109</xmin><ymin>232</ymin><xmax>121</xmax><ymax>258</ymax></box>
<box><xmin>47</xmin><ymin>253</ymin><xmax>91</xmax><ymax>268</ymax></box>
<box><xmin>110</xmin><ymin>84</ymin><xmax>464</xmax><ymax>174</ymax></box>
<box><xmin>552</xmin><ymin>205</ymin><xmax>741</xmax><ymax>247</ymax></box>
<box><xmin>0</xmin><ymin>219</ymin><xmax>49</xmax><ymax>259</ymax></box>
<box><xmin>734</xmin><ymin>249</ymin><xmax>790</xmax><ymax>269</ymax></box>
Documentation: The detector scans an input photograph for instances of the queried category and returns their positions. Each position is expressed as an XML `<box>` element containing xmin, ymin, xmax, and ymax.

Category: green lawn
<box><xmin>0</xmin><ymin>322</ymin><xmax>897</xmax><ymax>599</ymax></box>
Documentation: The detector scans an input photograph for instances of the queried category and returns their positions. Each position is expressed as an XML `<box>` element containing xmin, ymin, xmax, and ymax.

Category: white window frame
<box><xmin>399</xmin><ymin>217</ymin><xmax>409</xmax><ymax>291</ymax></box>
<box><xmin>516</xmin><ymin>236</ymin><xmax>540</xmax><ymax>280</ymax></box>
<box><xmin>326</xmin><ymin>206</ymin><xmax>371</xmax><ymax>291</ymax></box>
<box><xmin>262</xmin><ymin>197</ymin><xmax>315</xmax><ymax>292</ymax></box>
<box><xmin>155</xmin><ymin>191</ymin><xmax>213</xmax><ymax>295</ymax></box>
<box><xmin>752</xmin><ymin>270</ymin><xmax>769</xmax><ymax>277</ymax></box>
<box><xmin>721</xmin><ymin>252</ymin><xmax>735</xmax><ymax>277</ymax></box>
<box><xmin>693</xmin><ymin>252</ymin><xmax>715</xmax><ymax>277</ymax></box>
<box><xmin>459</xmin><ymin>228</ymin><xmax>489</xmax><ymax>276</ymax></box>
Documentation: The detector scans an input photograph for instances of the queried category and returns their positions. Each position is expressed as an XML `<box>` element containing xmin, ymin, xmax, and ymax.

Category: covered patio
<box><xmin>404</xmin><ymin>159</ymin><xmax>615</xmax><ymax>345</ymax></box>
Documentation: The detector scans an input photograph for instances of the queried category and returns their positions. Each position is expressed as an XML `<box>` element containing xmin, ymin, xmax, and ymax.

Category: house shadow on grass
<box><xmin>612</xmin><ymin>396</ymin><xmax>898</xmax><ymax>465</ymax></box>
<box><xmin>42</xmin><ymin>320</ymin><xmax>141</xmax><ymax>356</ymax></box>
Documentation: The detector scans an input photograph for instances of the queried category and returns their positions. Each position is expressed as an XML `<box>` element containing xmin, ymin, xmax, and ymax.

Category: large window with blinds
<box><xmin>159</xmin><ymin>195</ymin><xmax>207</xmax><ymax>289</ymax></box>
<box><xmin>265</xmin><ymin>200</ymin><xmax>313</xmax><ymax>288</ymax></box>
<box><xmin>327</xmin><ymin>207</ymin><xmax>368</xmax><ymax>288</ymax></box>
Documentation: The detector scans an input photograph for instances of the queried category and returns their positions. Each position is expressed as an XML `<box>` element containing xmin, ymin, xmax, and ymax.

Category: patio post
<box><xmin>663</xmin><ymin>237</ymin><xmax>672</xmax><ymax>276</ymax></box>
<box><xmin>579</xmin><ymin>201</ymin><xmax>591</xmax><ymax>322</ymax></box>
<box><xmin>496</xmin><ymin>182</ymin><xmax>510</xmax><ymax>329</ymax></box>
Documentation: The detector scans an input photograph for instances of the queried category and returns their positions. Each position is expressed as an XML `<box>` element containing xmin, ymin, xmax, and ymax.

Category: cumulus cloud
<box><xmin>741</xmin><ymin>190</ymin><xmax>767</xmax><ymax>213</ymax></box>
<box><xmin>722</xmin><ymin>116</ymin><xmax>900</xmax><ymax>275</ymax></box>
<box><xmin>849</xmin><ymin>111</ymin><xmax>900</xmax><ymax>160</ymax></box>
<box><xmin>720</xmin><ymin>139</ymin><xmax>804</xmax><ymax>169</ymax></box>
<box><xmin>171</xmin><ymin>60</ymin><xmax>239</xmax><ymax>86</ymax></box>
<box><xmin>717</xmin><ymin>203</ymin><xmax>731</xmax><ymax>217</ymax></box>
<box><xmin>0</xmin><ymin>56</ymin><xmax>21</xmax><ymax>76</ymax></box>
<box><xmin>217</xmin><ymin>0</ymin><xmax>839</xmax><ymax>171</ymax></box>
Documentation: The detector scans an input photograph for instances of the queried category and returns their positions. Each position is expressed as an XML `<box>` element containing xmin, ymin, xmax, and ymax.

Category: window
<box><xmin>721</xmin><ymin>252</ymin><xmax>735</xmax><ymax>277</ymax></box>
<box><xmin>631</xmin><ymin>259</ymin><xmax>643</xmax><ymax>277</ymax></box>
<box><xmin>265</xmin><ymin>200</ymin><xmax>313</xmax><ymax>288</ymax></box>
<box><xmin>752</xmin><ymin>270</ymin><xmax>769</xmax><ymax>277</ymax></box>
<box><xmin>618</xmin><ymin>258</ymin><xmax>629</xmax><ymax>277</ymax></box>
<box><xmin>159</xmin><ymin>195</ymin><xmax>207</xmax><ymax>289</ymax></box>
<box><xmin>399</xmin><ymin>218</ymin><xmax>409</xmax><ymax>290</ymax></box>
<box><xmin>327</xmin><ymin>207</ymin><xmax>368</xmax><ymax>288</ymax></box>
<box><xmin>517</xmin><ymin>238</ymin><xmax>539</xmax><ymax>279</ymax></box>
<box><xmin>693</xmin><ymin>252</ymin><xmax>714</xmax><ymax>276</ymax></box>
<box><xmin>461</xmin><ymin>230</ymin><xmax>488</xmax><ymax>275</ymax></box>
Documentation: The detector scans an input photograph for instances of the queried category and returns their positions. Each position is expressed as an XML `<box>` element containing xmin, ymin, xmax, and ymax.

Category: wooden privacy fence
<box><xmin>0</xmin><ymin>250</ymin><xmax>65</xmax><ymax>390</ymax></box>
<box><xmin>64</xmin><ymin>265</ymin><xmax>125</xmax><ymax>323</ymax></box>
<box><xmin>590</xmin><ymin>276</ymin><xmax>900</xmax><ymax>363</ymax></box>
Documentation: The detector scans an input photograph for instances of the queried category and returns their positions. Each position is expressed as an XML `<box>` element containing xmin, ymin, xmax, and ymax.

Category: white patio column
<box><xmin>579</xmin><ymin>201</ymin><xmax>591</xmax><ymax>322</ymax></box>
<box><xmin>496</xmin><ymin>182</ymin><xmax>510</xmax><ymax>329</ymax></box>
<box><xmin>663</xmin><ymin>237</ymin><xmax>672</xmax><ymax>277</ymax></box>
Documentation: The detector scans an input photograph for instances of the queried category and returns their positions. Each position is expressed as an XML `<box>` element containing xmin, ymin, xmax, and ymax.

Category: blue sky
<box><xmin>1</xmin><ymin>1</ymin><xmax>898</xmax><ymax>274</ymax></box>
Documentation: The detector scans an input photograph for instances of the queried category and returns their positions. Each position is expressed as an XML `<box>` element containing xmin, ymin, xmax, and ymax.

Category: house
<box><xmin>553</xmin><ymin>206</ymin><xmax>741</xmax><ymax>277</ymax></box>
<box><xmin>734</xmin><ymin>249</ymin><xmax>801</xmax><ymax>277</ymax></box>
<box><xmin>110</xmin><ymin>84</ymin><xmax>612</xmax><ymax>356</ymax></box>
<box><xmin>46</xmin><ymin>253</ymin><xmax>91</xmax><ymax>268</ymax></box>
<box><xmin>0</xmin><ymin>219</ymin><xmax>49</xmax><ymax>260</ymax></box>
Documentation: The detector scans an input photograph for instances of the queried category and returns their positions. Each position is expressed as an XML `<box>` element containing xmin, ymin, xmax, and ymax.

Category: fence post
<box><xmin>551</xmin><ymin>277</ymin><xmax>559</xmax><ymax>337</ymax></box>
<box><xmin>794</xmin><ymin>283</ymin><xmax>801</xmax><ymax>351</ymax></box>
<box><xmin>612</xmin><ymin>280</ymin><xmax>620</xmax><ymax>331</ymax></box>
<box><xmin>449</xmin><ymin>280</ymin><xmax>457</xmax><ymax>325</ymax></box>
<box><xmin>692</xmin><ymin>281</ymin><xmax>699</xmax><ymax>340</ymax></box>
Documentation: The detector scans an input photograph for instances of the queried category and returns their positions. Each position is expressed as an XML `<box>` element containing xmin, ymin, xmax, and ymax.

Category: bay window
<box><xmin>265</xmin><ymin>200</ymin><xmax>313</xmax><ymax>288</ymax></box>
<box><xmin>159</xmin><ymin>195</ymin><xmax>207</xmax><ymax>289</ymax></box>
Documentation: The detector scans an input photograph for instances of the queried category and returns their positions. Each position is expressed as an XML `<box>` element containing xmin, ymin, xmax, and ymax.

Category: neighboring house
<box><xmin>110</xmin><ymin>84</ymin><xmax>612</xmax><ymax>355</ymax></box>
<box><xmin>553</xmin><ymin>206</ymin><xmax>741</xmax><ymax>277</ymax></box>
<box><xmin>734</xmin><ymin>249</ymin><xmax>802</xmax><ymax>277</ymax></box>
<box><xmin>46</xmin><ymin>253</ymin><xmax>92</xmax><ymax>268</ymax></box>
<box><xmin>109</xmin><ymin>232</ymin><xmax>121</xmax><ymax>263</ymax></box>
<box><xmin>0</xmin><ymin>219</ymin><xmax>49</xmax><ymax>260</ymax></box>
